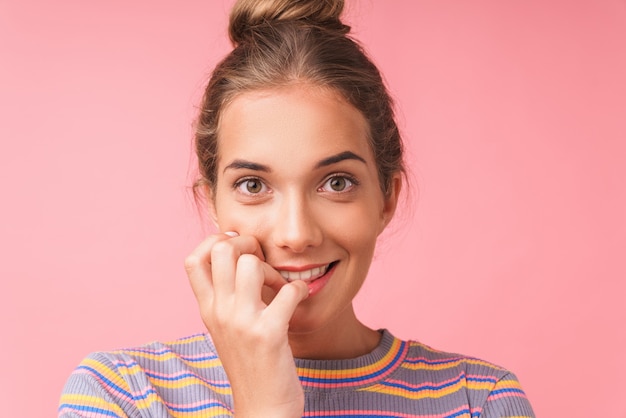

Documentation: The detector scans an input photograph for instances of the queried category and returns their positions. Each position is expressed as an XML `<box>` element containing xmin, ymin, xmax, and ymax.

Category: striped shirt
<box><xmin>59</xmin><ymin>330</ymin><xmax>535</xmax><ymax>417</ymax></box>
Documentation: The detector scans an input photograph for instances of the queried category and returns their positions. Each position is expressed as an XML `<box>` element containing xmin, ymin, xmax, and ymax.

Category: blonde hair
<box><xmin>195</xmin><ymin>0</ymin><xmax>404</xmax><ymax>197</ymax></box>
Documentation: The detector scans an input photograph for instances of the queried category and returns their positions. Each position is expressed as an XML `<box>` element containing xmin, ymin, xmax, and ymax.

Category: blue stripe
<box><xmin>61</xmin><ymin>397</ymin><xmax>229</xmax><ymax>414</ymax></box>
<box><xmin>166</xmin><ymin>401</ymin><xmax>230</xmax><ymax>413</ymax></box>
<box><xmin>444</xmin><ymin>409</ymin><xmax>471</xmax><ymax>418</ymax></box>
<box><xmin>121</xmin><ymin>347</ymin><xmax>218</xmax><ymax>362</ymax></box>
<box><xmin>466</xmin><ymin>376</ymin><xmax>497</xmax><ymax>384</ymax></box>
<box><xmin>112</xmin><ymin>359</ymin><xmax>227</xmax><ymax>386</ymax></box>
<box><xmin>303</xmin><ymin>411</ymin><xmax>476</xmax><ymax>418</ymax></box>
<box><xmin>132</xmin><ymin>387</ymin><xmax>158</xmax><ymax>402</ymax></box>
<box><xmin>58</xmin><ymin>403</ymin><xmax>120</xmax><ymax>417</ymax></box>
<box><xmin>381</xmin><ymin>378</ymin><xmax>458</xmax><ymax>392</ymax></box>
<box><xmin>404</xmin><ymin>357</ymin><xmax>464</xmax><ymax>365</ymax></box>
<box><xmin>76</xmin><ymin>366</ymin><xmax>133</xmax><ymax>399</ymax></box>
<box><xmin>179</xmin><ymin>353</ymin><xmax>219</xmax><ymax>362</ymax></box>
<box><xmin>490</xmin><ymin>387</ymin><xmax>525</xmax><ymax>396</ymax></box>
<box><xmin>306</xmin><ymin>415</ymin><xmax>402</xmax><ymax>417</ymax></box>
<box><xmin>110</xmin><ymin>359</ymin><xmax>230</xmax><ymax>390</ymax></box>
<box><xmin>299</xmin><ymin>341</ymin><xmax>406</xmax><ymax>384</ymax></box>
<box><xmin>143</xmin><ymin>370</ymin><xmax>231</xmax><ymax>387</ymax></box>
<box><xmin>381</xmin><ymin>371</ymin><xmax>498</xmax><ymax>393</ymax></box>
<box><xmin>123</xmin><ymin>347</ymin><xmax>174</xmax><ymax>355</ymax></box>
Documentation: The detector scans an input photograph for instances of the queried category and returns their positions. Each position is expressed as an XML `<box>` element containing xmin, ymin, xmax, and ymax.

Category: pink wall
<box><xmin>1</xmin><ymin>0</ymin><xmax>625</xmax><ymax>416</ymax></box>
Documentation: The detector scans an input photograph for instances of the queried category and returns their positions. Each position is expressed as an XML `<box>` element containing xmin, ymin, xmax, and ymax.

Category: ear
<box><xmin>379</xmin><ymin>172</ymin><xmax>402</xmax><ymax>234</ymax></box>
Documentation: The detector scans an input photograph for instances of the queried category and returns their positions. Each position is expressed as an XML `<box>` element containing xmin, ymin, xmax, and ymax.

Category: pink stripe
<box><xmin>383</xmin><ymin>372</ymin><xmax>466</xmax><ymax>390</ymax></box>
<box><xmin>404</xmin><ymin>355</ymin><xmax>465</xmax><ymax>362</ymax></box>
<box><xmin>487</xmin><ymin>391</ymin><xmax>529</xmax><ymax>402</ymax></box>
<box><xmin>303</xmin><ymin>405</ymin><xmax>474</xmax><ymax>417</ymax></box>
<box><xmin>113</xmin><ymin>361</ymin><xmax>227</xmax><ymax>385</ymax></box>
<box><xmin>161</xmin><ymin>398</ymin><xmax>232</xmax><ymax>412</ymax></box>
<box><xmin>74</xmin><ymin>369</ymin><xmax>134</xmax><ymax>404</ymax></box>
<box><xmin>300</xmin><ymin>374</ymin><xmax>387</xmax><ymax>389</ymax></box>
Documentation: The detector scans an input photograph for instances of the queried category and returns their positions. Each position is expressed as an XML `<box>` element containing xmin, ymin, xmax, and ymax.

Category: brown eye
<box><xmin>245</xmin><ymin>179</ymin><xmax>262</xmax><ymax>193</ymax></box>
<box><xmin>321</xmin><ymin>175</ymin><xmax>355</xmax><ymax>193</ymax></box>
<box><xmin>330</xmin><ymin>177</ymin><xmax>347</xmax><ymax>191</ymax></box>
<box><xmin>236</xmin><ymin>178</ymin><xmax>266</xmax><ymax>195</ymax></box>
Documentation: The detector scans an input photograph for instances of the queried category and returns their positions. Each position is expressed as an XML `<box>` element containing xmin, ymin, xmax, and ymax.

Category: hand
<box><xmin>185</xmin><ymin>232</ymin><xmax>309</xmax><ymax>418</ymax></box>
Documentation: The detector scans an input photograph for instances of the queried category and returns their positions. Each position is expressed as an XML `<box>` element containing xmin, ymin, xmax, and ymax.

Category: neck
<box><xmin>287</xmin><ymin>305</ymin><xmax>381</xmax><ymax>360</ymax></box>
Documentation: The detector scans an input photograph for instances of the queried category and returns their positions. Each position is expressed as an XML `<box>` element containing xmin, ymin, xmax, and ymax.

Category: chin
<box><xmin>286</xmin><ymin>303</ymin><xmax>330</xmax><ymax>335</ymax></box>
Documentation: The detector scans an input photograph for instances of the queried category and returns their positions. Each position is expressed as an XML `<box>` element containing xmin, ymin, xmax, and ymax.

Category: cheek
<box><xmin>216</xmin><ymin>204</ymin><xmax>270</xmax><ymax>237</ymax></box>
<box><xmin>327</xmin><ymin>205</ymin><xmax>381</xmax><ymax>261</ymax></box>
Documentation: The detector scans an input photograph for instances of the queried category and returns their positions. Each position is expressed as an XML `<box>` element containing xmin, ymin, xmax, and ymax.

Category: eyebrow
<box><xmin>314</xmin><ymin>151</ymin><xmax>366</xmax><ymax>169</ymax></box>
<box><xmin>223</xmin><ymin>160</ymin><xmax>271</xmax><ymax>173</ymax></box>
<box><xmin>223</xmin><ymin>151</ymin><xmax>366</xmax><ymax>174</ymax></box>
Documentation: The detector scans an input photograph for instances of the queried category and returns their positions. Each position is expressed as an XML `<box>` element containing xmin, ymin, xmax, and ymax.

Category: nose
<box><xmin>271</xmin><ymin>192</ymin><xmax>323</xmax><ymax>253</ymax></box>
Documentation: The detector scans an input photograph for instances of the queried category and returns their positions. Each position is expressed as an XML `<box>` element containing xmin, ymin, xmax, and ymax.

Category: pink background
<box><xmin>1</xmin><ymin>0</ymin><xmax>625</xmax><ymax>416</ymax></box>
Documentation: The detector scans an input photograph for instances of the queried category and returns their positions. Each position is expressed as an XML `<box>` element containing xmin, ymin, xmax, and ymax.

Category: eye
<box><xmin>235</xmin><ymin>178</ymin><xmax>267</xmax><ymax>195</ymax></box>
<box><xmin>320</xmin><ymin>175</ymin><xmax>357</xmax><ymax>193</ymax></box>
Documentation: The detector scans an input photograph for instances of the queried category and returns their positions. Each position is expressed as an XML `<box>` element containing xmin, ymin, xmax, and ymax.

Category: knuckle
<box><xmin>236</xmin><ymin>253</ymin><xmax>260</xmax><ymax>270</ymax></box>
<box><xmin>211</xmin><ymin>240</ymin><xmax>235</xmax><ymax>260</ymax></box>
<box><xmin>184</xmin><ymin>254</ymin><xmax>203</xmax><ymax>273</ymax></box>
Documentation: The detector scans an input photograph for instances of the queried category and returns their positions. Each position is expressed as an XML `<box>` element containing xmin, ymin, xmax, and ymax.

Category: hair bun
<box><xmin>229</xmin><ymin>0</ymin><xmax>348</xmax><ymax>46</ymax></box>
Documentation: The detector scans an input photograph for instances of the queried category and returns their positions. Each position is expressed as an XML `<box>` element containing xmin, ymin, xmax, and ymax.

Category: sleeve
<box><xmin>58</xmin><ymin>352</ymin><xmax>139</xmax><ymax>418</ymax></box>
<box><xmin>479</xmin><ymin>372</ymin><xmax>535</xmax><ymax>418</ymax></box>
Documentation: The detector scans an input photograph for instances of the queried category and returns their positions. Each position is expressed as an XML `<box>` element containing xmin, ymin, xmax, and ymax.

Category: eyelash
<box><xmin>233</xmin><ymin>177</ymin><xmax>268</xmax><ymax>196</ymax></box>
<box><xmin>232</xmin><ymin>173</ymin><xmax>360</xmax><ymax>196</ymax></box>
<box><xmin>319</xmin><ymin>173</ymin><xmax>360</xmax><ymax>193</ymax></box>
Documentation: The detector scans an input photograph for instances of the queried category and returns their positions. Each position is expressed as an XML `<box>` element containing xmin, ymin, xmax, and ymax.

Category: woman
<box><xmin>59</xmin><ymin>0</ymin><xmax>535</xmax><ymax>416</ymax></box>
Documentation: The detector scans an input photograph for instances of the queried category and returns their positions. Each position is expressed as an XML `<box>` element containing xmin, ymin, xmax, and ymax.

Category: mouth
<box><xmin>277</xmin><ymin>261</ymin><xmax>338</xmax><ymax>283</ymax></box>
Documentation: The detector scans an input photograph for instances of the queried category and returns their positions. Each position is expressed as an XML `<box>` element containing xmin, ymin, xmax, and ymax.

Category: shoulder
<box><xmin>395</xmin><ymin>339</ymin><xmax>535</xmax><ymax>417</ymax></box>
<box><xmin>69</xmin><ymin>333</ymin><xmax>219</xmax><ymax>380</ymax></box>
<box><xmin>404</xmin><ymin>339</ymin><xmax>512</xmax><ymax>380</ymax></box>
<box><xmin>59</xmin><ymin>333</ymin><xmax>232</xmax><ymax>417</ymax></box>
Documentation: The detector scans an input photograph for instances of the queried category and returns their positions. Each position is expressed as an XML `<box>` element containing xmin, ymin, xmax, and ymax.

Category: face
<box><xmin>211</xmin><ymin>85</ymin><xmax>400</xmax><ymax>334</ymax></box>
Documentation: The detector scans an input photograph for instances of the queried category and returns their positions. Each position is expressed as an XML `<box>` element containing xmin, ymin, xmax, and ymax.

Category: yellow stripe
<box><xmin>59</xmin><ymin>393</ymin><xmax>126</xmax><ymax>416</ymax></box>
<box><xmin>111</xmin><ymin>350</ymin><xmax>223</xmax><ymax>369</ymax></box>
<box><xmin>170</xmin><ymin>407</ymin><xmax>233</xmax><ymax>418</ymax></box>
<box><xmin>148</xmin><ymin>377</ymin><xmax>232</xmax><ymax>395</ymax></box>
<box><xmin>81</xmin><ymin>358</ymin><xmax>131</xmax><ymax>391</ymax></box>
<box><xmin>134</xmin><ymin>392</ymin><xmax>231</xmax><ymax>417</ymax></box>
<box><xmin>297</xmin><ymin>339</ymin><xmax>403</xmax><ymax>379</ymax></box>
<box><xmin>401</xmin><ymin>357</ymin><xmax>505</xmax><ymax>372</ymax></box>
<box><xmin>360</xmin><ymin>380</ymin><xmax>465</xmax><ymax>400</ymax></box>
<box><xmin>494</xmin><ymin>379</ymin><xmax>524</xmax><ymax>390</ymax></box>
<box><xmin>111</xmin><ymin>362</ymin><xmax>231</xmax><ymax>395</ymax></box>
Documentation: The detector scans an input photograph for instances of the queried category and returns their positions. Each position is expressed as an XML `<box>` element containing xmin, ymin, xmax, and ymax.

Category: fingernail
<box><xmin>223</xmin><ymin>231</ymin><xmax>239</xmax><ymax>237</ymax></box>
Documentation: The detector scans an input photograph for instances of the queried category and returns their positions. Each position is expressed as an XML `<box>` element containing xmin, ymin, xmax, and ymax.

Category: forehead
<box><xmin>217</xmin><ymin>85</ymin><xmax>373</xmax><ymax>165</ymax></box>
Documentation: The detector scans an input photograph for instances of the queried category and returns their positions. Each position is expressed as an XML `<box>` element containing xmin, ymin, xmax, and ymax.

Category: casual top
<box><xmin>59</xmin><ymin>330</ymin><xmax>535</xmax><ymax>417</ymax></box>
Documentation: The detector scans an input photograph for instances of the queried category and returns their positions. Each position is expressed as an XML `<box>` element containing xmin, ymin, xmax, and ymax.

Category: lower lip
<box><xmin>305</xmin><ymin>262</ymin><xmax>336</xmax><ymax>297</ymax></box>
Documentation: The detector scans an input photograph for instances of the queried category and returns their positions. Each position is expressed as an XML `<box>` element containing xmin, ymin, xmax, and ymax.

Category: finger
<box><xmin>233</xmin><ymin>254</ymin><xmax>266</xmax><ymax>313</ymax></box>
<box><xmin>262</xmin><ymin>280</ymin><xmax>309</xmax><ymax>329</ymax></box>
<box><xmin>233</xmin><ymin>255</ymin><xmax>289</xmax><ymax>308</ymax></box>
<box><xmin>185</xmin><ymin>232</ymin><xmax>255</xmax><ymax>303</ymax></box>
<box><xmin>261</xmin><ymin>262</ymin><xmax>289</xmax><ymax>292</ymax></box>
<box><xmin>185</xmin><ymin>233</ymin><xmax>231</xmax><ymax>304</ymax></box>
<box><xmin>210</xmin><ymin>234</ymin><xmax>265</xmax><ymax>297</ymax></box>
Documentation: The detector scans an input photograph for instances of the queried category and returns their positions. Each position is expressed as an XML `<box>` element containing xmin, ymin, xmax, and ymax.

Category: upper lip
<box><xmin>272</xmin><ymin>263</ymin><xmax>330</xmax><ymax>272</ymax></box>
<box><xmin>273</xmin><ymin>262</ymin><xmax>335</xmax><ymax>282</ymax></box>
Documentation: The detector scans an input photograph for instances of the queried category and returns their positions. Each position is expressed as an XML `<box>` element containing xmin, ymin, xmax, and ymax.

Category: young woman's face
<box><xmin>211</xmin><ymin>85</ymin><xmax>399</xmax><ymax>333</ymax></box>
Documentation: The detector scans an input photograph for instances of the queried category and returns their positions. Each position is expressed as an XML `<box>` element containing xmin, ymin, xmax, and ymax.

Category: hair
<box><xmin>194</xmin><ymin>0</ymin><xmax>405</xmax><ymax>199</ymax></box>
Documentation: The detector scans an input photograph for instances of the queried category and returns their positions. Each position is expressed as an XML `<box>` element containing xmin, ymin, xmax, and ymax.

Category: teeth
<box><xmin>279</xmin><ymin>264</ymin><xmax>329</xmax><ymax>282</ymax></box>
